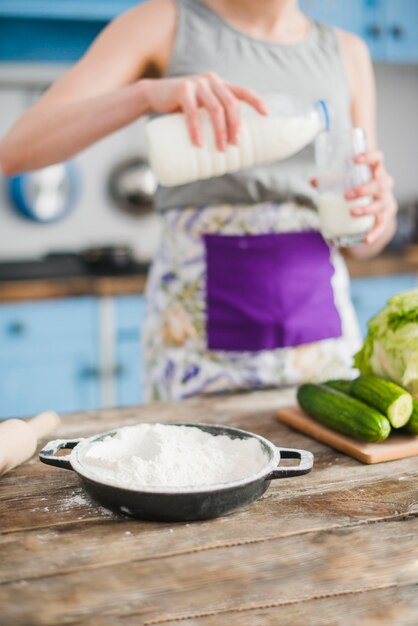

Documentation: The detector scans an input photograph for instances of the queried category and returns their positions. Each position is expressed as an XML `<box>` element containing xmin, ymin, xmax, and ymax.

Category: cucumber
<box><xmin>297</xmin><ymin>383</ymin><xmax>391</xmax><ymax>442</ymax></box>
<box><xmin>403</xmin><ymin>399</ymin><xmax>418</xmax><ymax>435</ymax></box>
<box><xmin>350</xmin><ymin>375</ymin><xmax>412</xmax><ymax>429</ymax></box>
<box><xmin>323</xmin><ymin>379</ymin><xmax>352</xmax><ymax>394</ymax></box>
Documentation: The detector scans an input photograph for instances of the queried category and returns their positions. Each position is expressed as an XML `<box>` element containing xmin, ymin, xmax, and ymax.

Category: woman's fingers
<box><xmin>364</xmin><ymin>214</ymin><xmax>387</xmax><ymax>244</ymax></box>
<box><xmin>350</xmin><ymin>199</ymin><xmax>383</xmax><ymax>216</ymax></box>
<box><xmin>362</xmin><ymin>197</ymin><xmax>398</xmax><ymax>244</ymax></box>
<box><xmin>179</xmin><ymin>81</ymin><xmax>202</xmax><ymax>147</ymax></box>
<box><xmin>355</xmin><ymin>150</ymin><xmax>387</xmax><ymax>180</ymax></box>
<box><xmin>174</xmin><ymin>73</ymin><xmax>266</xmax><ymax>150</ymax></box>
<box><xmin>229</xmin><ymin>85</ymin><xmax>268</xmax><ymax>116</ymax></box>
<box><xmin>196</xmin><ymin>78</ymin><xmax>228</xmax><ymax>151</ymax></box>
<box><xmin>355</xmin><ymin>150</ymin><xmax>384</xmax><ymax>167</ymax></box>
<box><xmin>209</xmin><ymin>79</ymin><xmax>241</xmax><ymax>144</ymax></box>
<box><xmin>346</xmin><ymin>172</ymin><xmax>394</xmax><ymax>201</ymax></box>
<box><xmin>343</xmin><ymin>149</ymin><xmax>398</xmax><ymax>246</ymax></box>
<box><xmin>351</xmin><ymin>193</ymin><xmax>397</xmax><ymax>217</ymax></box>
<box><xmin>345</xmin><ymin>179</ymin><xmax>379</xmax><ymax>200</ymax></box>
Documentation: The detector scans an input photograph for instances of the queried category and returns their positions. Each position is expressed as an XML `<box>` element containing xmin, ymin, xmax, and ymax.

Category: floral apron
<box><xmin>143</xmin><ymin>202</ymin><xmax>361</xmax><ymax>402</ymax></box>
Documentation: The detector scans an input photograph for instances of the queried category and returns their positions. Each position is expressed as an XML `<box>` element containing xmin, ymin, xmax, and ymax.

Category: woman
<box><xmin>0</xmin><ymin>0</ymin><xmax>397</xmax><ymax>401</ymax></box>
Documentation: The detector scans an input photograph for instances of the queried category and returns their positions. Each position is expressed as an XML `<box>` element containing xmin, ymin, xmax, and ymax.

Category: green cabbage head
<box><xmin>354</xmin><ymin>288</ymin><xmax>418</xmax><ymax>396</ymax></box>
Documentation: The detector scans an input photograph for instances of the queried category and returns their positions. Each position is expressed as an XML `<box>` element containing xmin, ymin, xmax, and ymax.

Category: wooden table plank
<box><xmin>149</xmin><ymin>584</ymin><xmax>418</xmax><ymax>626</ymax></box>
<box><xmin>1</xmin><ymin>472</ymin><xmax>418</xmax><ymax>586</ymax></box>
<box><xmin>1</xmin><ymin>517</ymin><xmax>418</xmax><ymax>625</ymax></box>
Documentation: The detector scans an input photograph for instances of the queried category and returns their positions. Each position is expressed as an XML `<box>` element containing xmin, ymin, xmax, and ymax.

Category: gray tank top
<box><xmin>155</xmin><ymin>0</ymin><xmax>351</xmax><ymax>212</ymax></box>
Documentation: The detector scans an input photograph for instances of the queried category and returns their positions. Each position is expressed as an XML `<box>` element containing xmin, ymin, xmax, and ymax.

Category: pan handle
<box><xmin>266</xmin><ymin>447</ymin><xmax>314</xmax><ymax>480</ymax></box>
<box><xmin>39</xmin><ymin>438</ymin><xmax>82</xmax><ymax>470</ymax></box>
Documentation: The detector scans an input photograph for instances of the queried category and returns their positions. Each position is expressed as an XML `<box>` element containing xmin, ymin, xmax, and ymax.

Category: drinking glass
<box><xmin>314</xmin><ymin>128</ymin><xmax>375</xmax><ymax>247</ymax></box>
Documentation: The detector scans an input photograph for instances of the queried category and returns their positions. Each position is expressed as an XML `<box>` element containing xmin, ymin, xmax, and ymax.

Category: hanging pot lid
<box><xmin>8</xmin><ymin>161</ymin><xmax>79</xmax><ymax>223</ymax></box>
<box><xmin>107</xmin><ymin>157</ymin><xmax>157</xmax><ymax>216</ymax></box>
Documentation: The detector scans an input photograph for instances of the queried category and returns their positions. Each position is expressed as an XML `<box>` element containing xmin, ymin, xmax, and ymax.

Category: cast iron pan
<box><xmin>39</xmin><ymin>423</ymin><xmax>313</xmax><ymax>522</ymax></box>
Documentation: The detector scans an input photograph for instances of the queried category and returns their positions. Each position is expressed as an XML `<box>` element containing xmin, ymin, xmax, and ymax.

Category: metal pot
<box><xmin>39</xmin><ymin>423</ymin><xmax>313</xmax><ymax>522</ymax></box>
<box><xmin>107</xmin><ymin>157</ymin><xmax>157</xmax><ymax>216</ymax></box>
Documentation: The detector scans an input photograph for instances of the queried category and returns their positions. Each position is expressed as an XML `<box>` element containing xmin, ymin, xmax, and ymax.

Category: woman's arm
<box><xmin>0</xmin><ymin>0</ymin><xmax>266</xmax><ymax>175</ymax></box>
<box><xmin>0</xmin><ymin>0</ymin><xmax>175</xmax><ymax>174</ymax></box>
<box><xmin>338</xmin><ymin>31</ymin><xmax>398</xmax><ymax>258</ymax></box>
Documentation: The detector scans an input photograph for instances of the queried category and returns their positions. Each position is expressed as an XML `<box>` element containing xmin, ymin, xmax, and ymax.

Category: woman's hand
<box><xmin>345</xmin><ymin>150</ymin><xmax>398</xmax><ymax>246</ymax></box>
<box><xmin>142</xmin><ymin>73</ymin><xmax>267</xmax><ymax>151</ymax></box>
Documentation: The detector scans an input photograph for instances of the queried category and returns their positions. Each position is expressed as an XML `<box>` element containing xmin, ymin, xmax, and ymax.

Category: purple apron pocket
<box><xmin>204</xmin><ymin>231</ymin><xmax>342</xmax><ymax>352</ymax></box>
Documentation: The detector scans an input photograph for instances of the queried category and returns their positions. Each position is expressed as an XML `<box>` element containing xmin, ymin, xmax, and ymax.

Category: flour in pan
<box><xmin>79</xmin><ymin>424</ymin><xmax>268</xmax><ymax>489</ymax></box>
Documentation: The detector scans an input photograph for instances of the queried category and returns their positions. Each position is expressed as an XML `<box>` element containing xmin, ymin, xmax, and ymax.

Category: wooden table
<box><xmin>2</xmin><ymin>388</ymin><xmax>418</xmax><ymax>626</ymax></box>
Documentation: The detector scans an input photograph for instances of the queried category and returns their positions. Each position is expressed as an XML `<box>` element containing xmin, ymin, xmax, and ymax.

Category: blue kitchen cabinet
<box><xmin>0</xmin><ymin>347</ymin><xmax>100</xmax><ymax>419</ymax></box>
<box><xmin>361</xmin><ymin>0</ymin><xmax>418</xmax><ymax>62</ymax></box>
<box><xmin>0</xmin><ymin>1</ymin><xmax>141</xmax><ymax>62</ymax></box>
<box><xmin>303</xmin><ymin>0</ymin><xmax>418</xmax><ymax>63</ymax></box>
<box><xmin>350</xmin><ymin>273</ymin><xmax>417</xmax><ymax>338</ymax></box>
<box><xmin>0</xmin><ymin>293</ymin><xmax>147</xmax><ymax>418</ymax></box>
<box><xmin>0</xmin><ymin>297</ymin><xmax>101</xmax><ymax>419</ymax></box>
<box><xmin>114</xmin><ymin>295</ymin><xmax>146</xmax><ymax>407</ymax></box>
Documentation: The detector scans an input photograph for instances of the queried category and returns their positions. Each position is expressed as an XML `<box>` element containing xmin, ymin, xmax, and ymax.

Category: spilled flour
<box><xmin>79</xmin><ymin>424</ymin><xmax>268</xmax><ymax>490</ymax></box>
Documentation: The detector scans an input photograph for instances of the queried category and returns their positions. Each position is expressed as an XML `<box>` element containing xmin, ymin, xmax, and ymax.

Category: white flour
<box><xmin>79</xmin><ymin>424</ymin><xmax>268</xmax><ymax>490</ymax></box>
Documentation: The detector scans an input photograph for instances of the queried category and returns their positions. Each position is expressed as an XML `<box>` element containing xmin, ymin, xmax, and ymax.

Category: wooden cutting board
<box><xmin>277</xmin><ymin>405</ymin><xmax>418</xmax><ymax>464</ymax></box>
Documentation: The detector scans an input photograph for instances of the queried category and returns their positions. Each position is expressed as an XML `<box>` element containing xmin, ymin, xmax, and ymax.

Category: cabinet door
<box><xmin>0</xmin><ymin>345</ymin><xmax>101</xmax><ymax>419</ymax></box>
<box><xmin>114</xmin><ymin>295</ymin><xmax>146</xmax><ymax>407</ymax></box>
<box><xmin>0</xmin><ymin>297</ymin><xmax>98</xmax><ymax>346</ymax></box>
<box><xmin>350</xmin><ymin>274</ymin><xmax>417</xmax><ymax>338</ymax></box>
<box><xmin>385</xmin><ymin>0</ymin><xmax>418</xmax><ymax>63</ymax></box>
<box><xmin>0</xmin><ymin>297</ymin><xmax>100</xmax><ymax>419</ymax></box>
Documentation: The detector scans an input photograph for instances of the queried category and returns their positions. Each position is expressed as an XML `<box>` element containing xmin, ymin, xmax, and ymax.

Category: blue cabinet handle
<box><xmin>365</xmin><ymin>23</ymin><xmax>382</xmax><ymax>38</ymax></box>
<box><xmin>8</xmin><ymin>321</ymin><xmax>26</xmax><ymax>335</ymax></box>
<box><xmin>113</xmin><ymin>364</ymin><xmax>125</xmax><ymax>378</ymax></box>
<box><xmin>117</xmin><ymin>329</ymin><xmax>140</xmax><ymax>341</ymax></box>
<box><xmin>389</xmin><ymin>25</ymin><xmax>404</xmax><ymax>39</ymax></box>
<box><xmin>81</xmin><ymin>366</ymin><xmax>101</xmax><ymax>379</ymax></box>
<box><xmin>81</xmin><ymin>365</ymin><xmax>125</xmax><ymax>379</ymax></box>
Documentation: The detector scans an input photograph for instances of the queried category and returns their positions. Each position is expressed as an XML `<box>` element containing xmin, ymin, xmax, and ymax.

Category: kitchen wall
<box><xmin>374</xmin><ymin>64</ymin><xmax>418</xmax><ymax>204</ymax></box>
<box><xmin>0</xmin><ymin>64</ymin><xmax>163</xmax><ymax>261</ymax></box>
<box><xmin>0</xmin><ymin>62</ymin><xmax>417</xmax><ymax>261</ymax></box>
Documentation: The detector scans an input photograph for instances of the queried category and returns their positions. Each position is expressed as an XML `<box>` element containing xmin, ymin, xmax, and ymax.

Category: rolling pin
<box><xmin>0</xmin><ymin>411</ymin><xmax>61</xmax><ymax>475</ymax></box>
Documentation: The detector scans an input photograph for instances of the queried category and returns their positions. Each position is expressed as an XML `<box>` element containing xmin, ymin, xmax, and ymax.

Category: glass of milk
<box><xmin>315</xmin><ymin>128</ymin><xmax>375</xmax><ymax>247</ymax></box>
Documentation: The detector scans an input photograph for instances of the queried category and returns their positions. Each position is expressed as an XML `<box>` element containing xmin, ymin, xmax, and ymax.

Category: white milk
<box><xmin>318</xmin><ymin>191</ymin><xmax>375</xmax><ymax>242</ymax></box>
<box><xmin>146</xmin><ymin>102</ymin><xmax>325</xmax><ymax>187</ymax></box>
